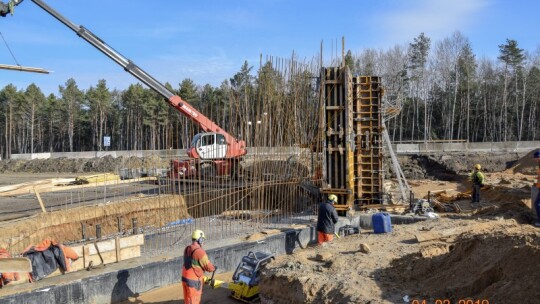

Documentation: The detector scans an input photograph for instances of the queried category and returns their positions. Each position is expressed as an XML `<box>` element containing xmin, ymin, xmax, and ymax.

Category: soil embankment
<box><xmin>0</xmin><ymin>155</ymin><xmax>168</xmax><ymax>174</ymax></box>
<box><xmin>394</xmin><ymin>152</ymin><xmax>528</xmax><ymax>180</ymax></box>
<box><xmin>259</xmin><ymin>217</ymin><xmax>540</xmax><ymax>304</ymax></box>
<box><xmin>1</xmin><ymin>152</ymin><xmax>531</xmax><ymax>179</ymax></box>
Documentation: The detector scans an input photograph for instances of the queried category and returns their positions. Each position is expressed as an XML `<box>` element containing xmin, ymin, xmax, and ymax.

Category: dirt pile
<box><xmin>0</xmin><ymin>156</ymin><xmax>170</xmax><ymax>174</ymax></box>
<box><xmin>507</xmin><ymin>149</ymin><xmax>539</xmax><ymax>175</ymax></box>
<box><xmin>393</xmin><ymin>152</ymin><xmax>524</xmax><ymax>180</ymax></box>
<box><xmin>388</xmin><ymin>231</ymin><xmax>540</xmax><ymax>303</ymax></box>
<box><xmin>259</xmin><ymin>217</ymin><xmax>539</xmax><ymax>304</ymax></box>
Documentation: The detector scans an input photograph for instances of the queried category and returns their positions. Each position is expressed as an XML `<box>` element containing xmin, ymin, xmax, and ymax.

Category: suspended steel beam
<box><xmin>0</xmin><ymin>63</ymin><xmax>49</xmax><ymax>74</ymax></box>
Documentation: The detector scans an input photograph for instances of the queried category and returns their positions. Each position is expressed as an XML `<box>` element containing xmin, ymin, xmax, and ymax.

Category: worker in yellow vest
<box><xmin>470</xmin><ymin>164</ymin><xmax>485</xmax><ymax>207</ymax></box>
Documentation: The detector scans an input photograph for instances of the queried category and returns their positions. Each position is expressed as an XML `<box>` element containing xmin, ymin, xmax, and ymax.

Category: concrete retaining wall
<box><xmin>0</xmin><ymin>226</ymin><xmax>318</xmax><ymax>304</ymax></box>
<box><xmin>11</xmin><ymin>153</ymin><xmax>51</xmax><ymax>160</ymax></box>
<box><xmin>10</xmin><ymin>147</ymin><xmax>309</xmax><ymax>160</ymax></box>
<box><xmin>9</xmin><ymin>142</ymin><xmax>539</xmax><ymax>159</ymax></box>
<box><xmin>394</xmin><ymin>141</ymin><xmax>540</xmax><ymax>154</ymax></box>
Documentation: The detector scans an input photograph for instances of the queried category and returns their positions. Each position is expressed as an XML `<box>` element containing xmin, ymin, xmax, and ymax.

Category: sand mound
<box><xmin>259</xmin><ymin>215</ymin><xmax>538</xmax><ymax>304</ymax></box>
<box><xmin>0</xmin><ymin>156</ymin><xmax>170</xmax><ymax>174</ymax></box>
<box><xmin>508</xmin><ymin>149</ymin><xmax>539</xmax><ymax>175</ymax></box>
<box><xmin>387</xmin><ymin>232</ymin><xmax>540</xmax><ymax>303</ymax></box>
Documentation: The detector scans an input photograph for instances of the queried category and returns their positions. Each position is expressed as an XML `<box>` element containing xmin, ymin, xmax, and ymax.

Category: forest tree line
<box><xmin>0</xmin><ymin>59</ymin><xmax>320</xmax><ymax>159</ymax></box>
<box><xmin>1</xmin><ymin>31</ymin><xmax>540</xmax><ymax>158</ymax></box>
<box><xmin>346</xmin><ymin>32</ymin><xmax>540</xmax><ymax>144</ymax></box>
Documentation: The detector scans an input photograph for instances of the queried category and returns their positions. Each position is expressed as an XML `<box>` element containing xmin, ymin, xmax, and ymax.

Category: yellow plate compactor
<box><xmin>205</xmin><ymin>251</ymin><xmax>274</xmax><ymax>303</ymax></box>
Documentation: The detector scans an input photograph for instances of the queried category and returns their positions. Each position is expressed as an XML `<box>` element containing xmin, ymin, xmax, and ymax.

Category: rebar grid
<box><xmin>0</xmin><ymin>56</ymin><xmax>326</xmax><ymax>256</ymax></box>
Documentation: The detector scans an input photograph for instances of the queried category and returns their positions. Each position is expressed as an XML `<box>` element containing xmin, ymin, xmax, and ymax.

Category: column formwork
<box><xmin>321</xmin><ymin>67</ymin><xmax>383</xmax><ymax>212</ymax></box>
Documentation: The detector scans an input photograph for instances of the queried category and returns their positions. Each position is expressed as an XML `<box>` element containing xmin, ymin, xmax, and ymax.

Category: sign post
<box><xmin>103</xmin><ymin>136</ymin><xmax>111</xmax><ymax>151</ymax></box>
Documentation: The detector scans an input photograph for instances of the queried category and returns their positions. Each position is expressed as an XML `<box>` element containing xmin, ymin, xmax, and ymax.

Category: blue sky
<box><xmin>0</xmin><ymin>0</ymin><xmax>538</xmax><ymax>96</ymax></box>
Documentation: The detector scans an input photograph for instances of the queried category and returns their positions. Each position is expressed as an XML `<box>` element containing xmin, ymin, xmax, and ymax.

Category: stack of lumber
<box><xmin>75</xmin><ymin>173</ymin><xmax>120</xmax><ymax>184</ymax></box>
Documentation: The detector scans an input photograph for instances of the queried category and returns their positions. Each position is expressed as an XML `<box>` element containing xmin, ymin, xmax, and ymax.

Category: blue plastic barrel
<box><xmin>372</xmin><ymin>212</ymin><xmax>392</xmax><ymax>233</ymax></box>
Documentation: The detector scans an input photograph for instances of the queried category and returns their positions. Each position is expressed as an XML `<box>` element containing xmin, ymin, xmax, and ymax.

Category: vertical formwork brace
<box><xmin>352</xmin><ymin>76</ymin><xmax>383</xmax><ymax>206</ymax></box>
<box><xmin>321</xmin><ymin>66</ymin><xmax>354</xmax><ymax>210</ymax></box>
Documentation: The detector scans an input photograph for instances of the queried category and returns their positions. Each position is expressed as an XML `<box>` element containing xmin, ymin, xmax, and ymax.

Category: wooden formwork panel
<box><xmin>353</xmin><ymin>76</ymin><xmax>383</xmax><ymax>205</ymax></box>
<box><xmin>321</xmin><ymin>67</ymin><xmax>354</xmax><ymax>209</ymax></box>
<box><xmin>321</xmin><ymin>68</ymin><xmax>383</xmax><ymax>209</ymax></box>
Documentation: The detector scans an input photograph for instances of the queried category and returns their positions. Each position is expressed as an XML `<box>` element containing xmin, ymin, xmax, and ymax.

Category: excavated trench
<box><xmin>1</xmin><ymin>152</ymin><xmax>538</xmax><ymax>303</ymax></box>
<box><xmin>390</xmin><ymin>152</ymin><xmax>524</xmax><ymax>181</ymax></box>
<box><xmin>257</xmin><ymin>177</ymin><xmax>540</xmax><ymax>304</ymax></box>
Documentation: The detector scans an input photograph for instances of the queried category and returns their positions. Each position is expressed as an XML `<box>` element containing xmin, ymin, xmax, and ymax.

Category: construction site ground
<box><xmin>115</xmin><ymin>272</ymin><xmax>237</xmax><ymax>304</ymax></box>
<box><xmin>0</xmin><ymin>151</ymin><xmax>539</xmax><ymax>303</ymax></box>
<box><xmin>107</xmin><ymin>176</ymin><xmax>538</xmax><ymax>303</ymax></box>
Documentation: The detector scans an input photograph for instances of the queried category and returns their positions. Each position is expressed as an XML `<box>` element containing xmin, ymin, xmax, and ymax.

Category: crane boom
<box><xmin>3</xmin><ymin>0</ymin><xmax>246</xmax><ymax>158</ymax></box>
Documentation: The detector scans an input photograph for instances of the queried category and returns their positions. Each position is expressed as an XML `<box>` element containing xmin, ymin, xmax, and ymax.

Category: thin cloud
<box><xmin>378</xmin><ymin>0</ymin><xmax>491</xmax><ymax>45</ymax></box>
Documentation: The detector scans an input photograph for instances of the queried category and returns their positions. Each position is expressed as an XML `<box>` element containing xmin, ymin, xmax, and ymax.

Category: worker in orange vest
<box><xmin>533</xmin><ymin>150</ymin><xmax>540</xmax><ymax>227</ymax></box>
<box><xmin>182</xmin><ymin>229</ymin><xmax>216</xmax><ymax>304</ymax></box>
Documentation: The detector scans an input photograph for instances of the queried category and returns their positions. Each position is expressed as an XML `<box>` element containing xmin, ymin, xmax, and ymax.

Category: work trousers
<box><xmin>182</xmin><ymin>276</ymin><xmax>203</xmax><ymax>304</ymax></box>
<box><xmin>472</xmin><ymin>184</ymin><xmax>481</xmax><ymax>203</ymax></box>
<box><xmin>317</xmin><ymin>231</ymin><xmax>334</xmax><ymax>245</ymax></box>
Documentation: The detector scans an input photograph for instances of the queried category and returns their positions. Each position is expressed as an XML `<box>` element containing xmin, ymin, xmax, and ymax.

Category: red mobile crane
<box><xmin>1</xmin><ymin>0</ymin><xmax>247</xmax><ymax>179</ymax></box>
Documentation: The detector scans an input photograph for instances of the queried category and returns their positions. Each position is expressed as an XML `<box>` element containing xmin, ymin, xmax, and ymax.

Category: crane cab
<box><xmin>188</xmin><ymin>133</ymin><xmax>228</xmax><ymax>160</ymax></box>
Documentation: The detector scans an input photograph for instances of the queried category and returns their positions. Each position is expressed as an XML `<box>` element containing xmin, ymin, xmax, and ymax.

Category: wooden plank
<box><xmin>431</xmin><ymin>198</ymin><xmax>445</xmax><ymax>212</ymax></box>
<box><xmin>115</xmin><ymin>237</ymin><xmax>121</xmax><ymax>263</ymax></box>
<box><xmin>0</xmin><ymin>257</ymin><xmax>32</xmax><ymax>272</ymax></box>
<box><xmin>119</xmin><ymin>234</ymin><xmax>144</xmax><ymax>248</ymax></box>
<box><xmin>73</xmin><ymin>234</ymin><xmax>144</xmax><ymax>256</ymax></box>
<box><xmin>83</xmin><ymin>245</ymin><xmax>90</xmax><ymax>268</ymax></box>
<box><xmin>33</xmin><ymin>187</ymin><xmax>47</xmax><ymax>213</ymax></box>
<box><xmin>429</xmin><ymin>189</ymin><xmax>455</xmax><ymax>194</ymax></box>
<box><xmin>71</xmin><ymin>246</ymin><xmax>141</xmax><ymax>271</ymax></box>
<box><xmin>0</xmin><ymin>63</ymin><xmax>49</xmax><ymax>74</ymax></box>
